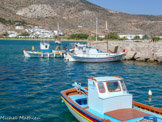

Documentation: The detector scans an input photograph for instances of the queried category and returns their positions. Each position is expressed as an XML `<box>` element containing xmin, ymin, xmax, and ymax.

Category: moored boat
<box><xmin>61</xmin><ymin>76</ymin><xmax>162</xmax><ymax>122</ymax></box>
<box><xmin>64</xmin><ymin>43</ymin><xmax>125</xmax><ymax>62</ymax></box>
<box><xmin>64</xmin><ymin>21</ymin><xmax>125</xmax><ymax>63</ymax></box>
<box><xmin>23</xmin><ymin>41</ymin><xmax>64</xmax><ymax>58</ymax></box>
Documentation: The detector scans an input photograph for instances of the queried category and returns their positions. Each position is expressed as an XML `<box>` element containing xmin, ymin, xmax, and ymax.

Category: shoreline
<box><xmin>0</xmin><ymin>38</ymin><xmax>88</xmax><ymax>42</ymax></box>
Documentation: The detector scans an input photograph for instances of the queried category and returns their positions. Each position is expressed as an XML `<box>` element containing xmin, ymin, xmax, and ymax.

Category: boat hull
<box><xmin>23</xmin><ymin>50</ymin><xmax>64</xmax><ymax>58</ymax></box>
<box><xmin>61</xmin><ymin>87</ymin><xmax>162</xmax><ymax>122</ymax></box>
<box><xmin>64</xmin><ymin>97</ymin><xmax>89</xmax><ymax>122</ymax></box>
<box><xmin>65</xmin><ymin>53</ymin><xmax>125</xmax><ymax>62</ymax></box>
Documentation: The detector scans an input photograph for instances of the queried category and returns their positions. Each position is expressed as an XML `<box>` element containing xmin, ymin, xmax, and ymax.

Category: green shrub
<box><xmin>152</xmin><ymin>37</ymin><xmax>160</xmax><ymax>41</ymax></box>
<box><xmin>19</xmin><ymin>32</ymin><xmax>30</xmax><ymax>36</ymax></box>
<box><xmin>3</xmin><ymin>32</ymin><xmax>9</xmax><ymax>37</ymax></box>
<box><xmin>133</xmin><ymin>36</ymin><xmax>140</xmax><ymax>40</ymax></box>
<box><xmin>108</xmin><ymin>33</ymin><xmax>119</xmax><ymax>40</ymax></box>
<box><xmin>69</xmin><ymin>33</ymin><xmax>89</xmax><ymax>40</ymax></box>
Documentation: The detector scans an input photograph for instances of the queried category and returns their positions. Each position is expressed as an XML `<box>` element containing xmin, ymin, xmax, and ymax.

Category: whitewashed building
<box><xmin>54</xmin><ymin>30</ymin><xmax>64</xmax><ymax>36</ymax></box>
<box><xmin>119</xmin><ymin>34</ymin><xmax>144</xmax><ymax>40</ymax></box>
<box><xmin>25</xmin><ymin>28</ymin><xmax>55</xmax><ymax>38</ymax></box>
<box><xmin>15</xmin><ymin>26</ymin><xmax>24</xmax><ymax>30</ymax></box>
<box><xmin>7</xmin><ymin>31</ymin><xmax>18</xmax><ymax>37</ymax></box>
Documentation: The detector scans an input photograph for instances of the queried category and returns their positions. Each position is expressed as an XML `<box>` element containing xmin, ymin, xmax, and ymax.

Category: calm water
<box><xmin>0</xmin><ymin>40</ymin><xmax>162</xmax><ymax>122</ymax></box>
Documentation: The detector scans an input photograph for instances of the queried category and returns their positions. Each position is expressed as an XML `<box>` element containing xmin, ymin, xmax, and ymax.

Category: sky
<box><xmin>87</xmin><ymin>0</ymin><xmax>162</xmax><ymax>15</ymax></box>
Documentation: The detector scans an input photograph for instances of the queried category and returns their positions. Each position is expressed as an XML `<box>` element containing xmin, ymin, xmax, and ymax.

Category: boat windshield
<box><xmin>107</xmin><ymin>81</ymin><xmax>121</xmax><ymax>92</ymax></box>
<box><xmin>98</xmin><ymin>83</ymin><xmax>105</xmax><ymax>93</ymax></box>
<box><xmin>120</xmin><ymin>80</ymin><xmax>127</xmax><ymax>91</ymax></box>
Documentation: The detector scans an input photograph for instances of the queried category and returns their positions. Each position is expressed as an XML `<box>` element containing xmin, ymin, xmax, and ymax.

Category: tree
<box><xmin>108</xmin><ymin>33</ymin><xmax>119</xmax><ymax>40</ymax></box>
<box><xmin>133</xmin><ymin>36</ymin><xmax>140</xmax><ymax>40</ymax></box>
<box><xmin>152</xmin><ymin>37</ymin><xmax>160</xmax><ymax>41</ymax></box>
<box><xmin>69</xmin><ymin>33</ymin><xmax>89</xmax><ymax>40</ymax></box>
<box><xmin>19</xmin><ymin>32</ymin><xmax>30</xmax><ymax>36</ymax></box>
<box><xmin>142</xmin><ymin>35</ymin><xmax>149</xmax><ymax>40</ymax></box>
<box><xmin>3</xmin><ymin>32</ymin><xmax>9</xmax><ymax>37</ymax></box>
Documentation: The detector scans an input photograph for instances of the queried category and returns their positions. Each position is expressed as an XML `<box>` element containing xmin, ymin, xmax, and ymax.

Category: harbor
<box><xmin>0</xmin><ymin>40</ymin><xmax>161</xmax><ymax>121</ymax></box>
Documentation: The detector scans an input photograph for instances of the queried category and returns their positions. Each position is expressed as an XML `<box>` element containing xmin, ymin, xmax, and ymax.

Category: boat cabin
<box><xmin>40</xmin><ymin>41</ymin><xmax>50</xmax><ymax>53</ymax></box>
<box><xmin>88</xmin><ymin>76</ymin><xmax>132</xmax><ymax>114</ymax></box>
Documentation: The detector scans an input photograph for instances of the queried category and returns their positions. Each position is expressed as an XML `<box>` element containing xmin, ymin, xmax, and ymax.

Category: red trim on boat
<box><xmin>133</xmin><ymin>101</ymin><xmax>162</xmax><ymax>115</ymax></box>
<box><xmin>88</xmin><ymin>78</ymin><xmax>97</xmax><ymax>82</ymax></box>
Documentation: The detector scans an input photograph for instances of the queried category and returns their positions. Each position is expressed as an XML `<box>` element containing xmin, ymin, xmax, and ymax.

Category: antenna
<box><xmin>106</xmin><ymin>21</ymin><xmax>109</xmax><ymax>53</ymax></box>
<box><xmin>96</xmin><ymin>17</ymin><xmax>98</xmax><ymax>41</ymax></box>
<box><xmin>57</xmin><ymin>23</ymin><xmax>60</xmax><ymax>43</ymax></box>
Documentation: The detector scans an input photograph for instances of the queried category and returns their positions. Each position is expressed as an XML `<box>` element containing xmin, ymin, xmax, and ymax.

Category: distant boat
<box><xmin>61</xmin><ymin>76</ymin><xmax>162</xmax><ymax>122</ymax></box>
<box><xmin>55</xmin><ymin>40</ymin><xmax>61</xmax><ymax>44</ymax></box>
<box><xmin>23</xmin><ymin>40</ymin><xmax>64</xmax><ymax>58</ymax></box>
<box><xmin>64</xmin><ymin>21</ymin><xmax>125</xmax><ymax>62</ymax></box>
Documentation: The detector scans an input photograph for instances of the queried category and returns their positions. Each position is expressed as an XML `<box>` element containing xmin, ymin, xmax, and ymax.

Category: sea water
<box><xmin>0</xmin><ymin>40</ymin><xmax>161</xmax><ymax>121</ymax></box>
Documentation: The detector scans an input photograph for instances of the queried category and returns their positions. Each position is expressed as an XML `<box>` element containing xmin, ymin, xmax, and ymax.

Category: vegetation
<box><xmin>88</xmin><ymin>36</ymin><xmax>104</xmax><ymax>41</ymax></box>
<box><xmin>152</xmin><ymin>36</ymin><xmax>160</xmax><ymax>41</ymax></box>
<box><xmin>133</xmin><ymin>36</ymin><xmax>140</xmax><ymax>40</ymax></box>
<box><xmin>0</xmin><ymin>17</ymin><xmax>13</xmax><ymax>25</ymax></box>
<box><xmin>3</xmin><ymin>32</ymin><xmax>9</xmax><ymax>37</ymax></box>
<box><xmin>14</xmin><ymin>20</ymin><xmax>27</xmax><ymax>26</ymax></box>
<box><xmin>142</xmin><ymin>35</ymin><xmax>149</xmax><ymax>40</ymax></box>
<box><xmin>19</xmin><ymin>32</ymin><xmax>30</xmax><ymax>36</ymax></box>
<box><xmin>108</xmin><ymin>33</ymin><xmax>119</xmax><ymax>40</ymax></box>
<box><xmin>68</xmin><ymin>33</ymin><xmax>89</xmax><ymax>40</ymax></box>
<box><xmin>0</xmin><ymin>17</ymin><xmax>27</xmax><ymax>26</ymax></box>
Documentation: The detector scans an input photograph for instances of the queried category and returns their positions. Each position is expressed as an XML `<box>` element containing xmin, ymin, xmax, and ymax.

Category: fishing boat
<box><xmin>61</xmin><ymin>76</ymin><xmax>162</xmax><ymax>122</ymax></box>
<box><xmin>64</xmin><ymin>21</ymin><xmax>125</xmax><ymax>62</ymax></box>
<box><xmin>23</xmin><ymin>40</ymin><xmax>64</xmax><ymax>58</ymax></box>
<box><xmin>64</xmin><ymin>43</ymin><xmax>125</xmax><ymax>62</ymax></box>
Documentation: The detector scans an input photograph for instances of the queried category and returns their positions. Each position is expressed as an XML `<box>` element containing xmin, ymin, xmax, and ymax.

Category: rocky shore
<box><xmin>88</xmin><ymin>41</ymin><xmax>162</xmax><ymax>63</ymax></box>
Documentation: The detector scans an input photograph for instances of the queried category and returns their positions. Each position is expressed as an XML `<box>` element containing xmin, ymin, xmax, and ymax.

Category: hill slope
<box><xmin>0</xmin><ymin>0</ymin><xmax>162</xmax><ymax>35</ymax></box>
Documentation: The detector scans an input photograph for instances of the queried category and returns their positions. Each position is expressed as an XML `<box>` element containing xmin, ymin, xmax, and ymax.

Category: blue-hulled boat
<box><xmin>23</xmin><ymin>41</ymin><xmax>64</xmax><ymax>58</ymax></box>
<box><xmin>61</xmin><ymin>76</ymin><xmax>162</xmax><ymax>122</ymax></box>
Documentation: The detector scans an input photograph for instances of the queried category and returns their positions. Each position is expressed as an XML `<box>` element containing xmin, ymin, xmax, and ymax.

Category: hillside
<box><xmin>0</xmin><ymin>0</ymin><xmax>162</xmax><ymax>35</ymax></box>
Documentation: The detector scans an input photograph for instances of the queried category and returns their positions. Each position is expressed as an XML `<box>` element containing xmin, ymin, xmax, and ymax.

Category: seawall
<box><xmin>88</xmin><ymin>41</ymin><xmax>162</xmax><ymax>63</ymax></box>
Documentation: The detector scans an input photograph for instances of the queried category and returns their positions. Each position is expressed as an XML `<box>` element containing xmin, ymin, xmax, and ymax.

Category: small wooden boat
<box><xmin>23</xmin><ymin>41</ymin><xmax>64</xmax><ymax>58</ymax></box>
<box><xmin>61</xmin><ymin>76</ymin><xmax>162</xmax><ymax>122</ymax></box>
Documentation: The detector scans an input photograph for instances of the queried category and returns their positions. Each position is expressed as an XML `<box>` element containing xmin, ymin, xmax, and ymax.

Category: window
<box><xmin>98</xmin><ymin>83</ymin><xmax>105</xmax><ymax>93</ymax></box>
<box><xmin>121</xmin><ymin>80</ymin><xmax>127</xmax><ymax>91</ymax></box>
<box><xmin>107</xmin><ymin>81</ymin><xmax>121</xmax><ymax>92</ymax></box>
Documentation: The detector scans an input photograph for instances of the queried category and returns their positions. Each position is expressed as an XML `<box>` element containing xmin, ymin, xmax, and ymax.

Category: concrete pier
<box><xmin>88</xmin><ymin>41</ymin><xmax>162</xmax><ymax>63</ymax></box>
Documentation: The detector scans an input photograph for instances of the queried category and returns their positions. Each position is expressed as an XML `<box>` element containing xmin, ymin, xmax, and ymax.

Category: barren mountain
<box><xmin>0</xmin><ymin>0</ymin><xmax>162</xmax><ymax>35</ymax></box>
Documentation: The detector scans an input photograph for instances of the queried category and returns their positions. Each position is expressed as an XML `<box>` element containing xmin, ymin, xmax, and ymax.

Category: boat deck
<box><xmin>104</xmin><ymin>108</ymin><xmax>151</xmax><ymax>121</ymax></box>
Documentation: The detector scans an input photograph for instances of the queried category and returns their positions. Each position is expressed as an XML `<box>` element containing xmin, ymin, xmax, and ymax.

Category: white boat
<box><xmin>55</xmin><ymin>40</ymin><xmax>61</xmax><ymax>44</ymax></box>
<box><xmin>64</xmin><ymin>21</ymin><xmax>125</xmax><ymax>62</ymax></box>
<box><xmin>23</xmin><ymin>41</ymin><xmax>64</xmax><ymax>58</ymax></box>
<box><xmin>64</xmin><ymin>43</ymin><xmax>125</xmax><ymax>62</ymax></box>
<box><xmin>61</xmin><ymin>76</ymin><xmax>162</xmax><ymax>122</ymax></box>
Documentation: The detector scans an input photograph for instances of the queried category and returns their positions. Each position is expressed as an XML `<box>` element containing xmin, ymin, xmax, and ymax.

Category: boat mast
<box><xmin>106</xmin><ymin>21</ymin><xmax>109</xmax><ymax>53</ymax></box>
<box><xmin>57</xmin><ymin>23</ymin><xmax>60</xmax><ymax>43</ymax></box>
<box><xmin>96</xmin><ymin>17</ymin><xmax>98</xmax><ymax>41</ymax></box>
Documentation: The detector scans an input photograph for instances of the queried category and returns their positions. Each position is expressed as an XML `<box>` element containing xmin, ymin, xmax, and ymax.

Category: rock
<box><xmin>125</xmin><ymin>51</ymin><xmax>136</xmax><ymax>60</ymax></box>
<box><xmin>154</xmin><ymin>51</ymin><xmax>162</xmax><ymax>62</ymax></box>
<box><xmin>134</xmin><ymin>50</ymin><xmax>153</xmax><ymax>61</ymax></box>
<box><xmin>16</xmin><ymin>4</ymin><xmax>57</xmax><ymax>18</ymax></box>
<box><xmin>88</xmin><ymin>41</ymin><xmax>162</xmax><ymax>63</ymax></box>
